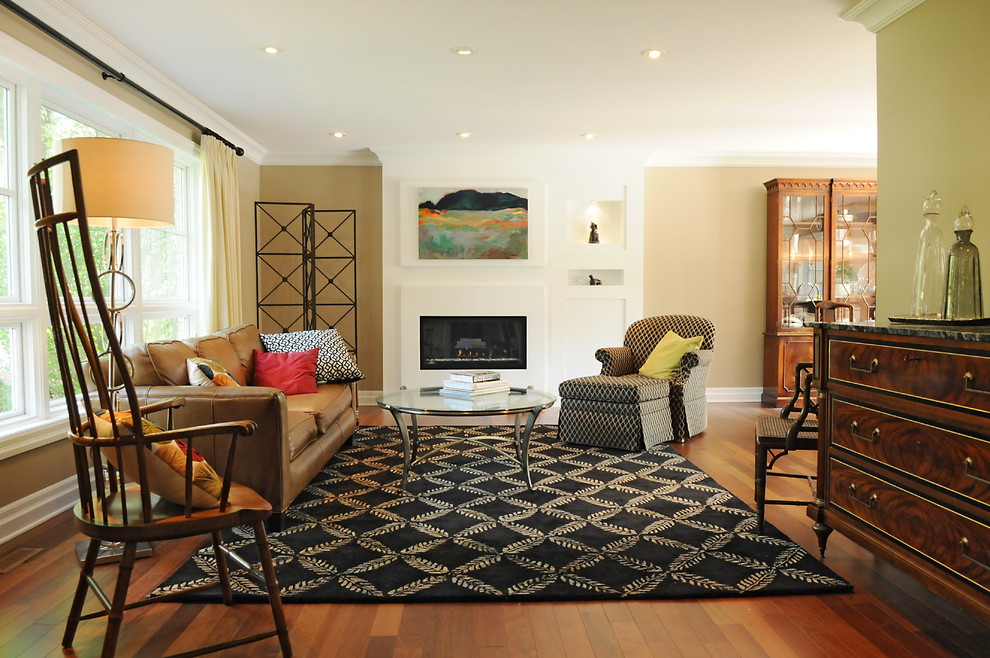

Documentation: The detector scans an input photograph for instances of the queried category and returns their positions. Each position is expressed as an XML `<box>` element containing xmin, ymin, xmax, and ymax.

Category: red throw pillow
<box><xmin>252</xmin><ymin>348</ymin><xmax>319</xmax><ymax>395</ymax></box>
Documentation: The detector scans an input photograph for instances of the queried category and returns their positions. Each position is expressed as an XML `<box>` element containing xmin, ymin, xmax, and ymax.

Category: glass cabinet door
<box><xmin>832</xmin><ymin>192</ymin><xmax>878</xmax><ymax>322</ymax></box>
<box><xmin>780</xmin><ymin>194</ymin><xmax>826</xmax><ymax>328</ymax></box>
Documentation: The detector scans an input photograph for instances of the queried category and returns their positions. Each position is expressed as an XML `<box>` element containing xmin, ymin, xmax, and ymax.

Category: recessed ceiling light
<box><xmin>451</xmin><ymin>46</ymin><xmax>477</xmax><ymax>56</ymax></box>
<box><xmin>642</xmin><ymin>48</ymin><xmax>666</xmax><ymax>59</ymax></box>
<box><xmin>456</xmin><ymin>132</ymin><xmax>472</xmax><ymax>139</ymax></box>
<box><xmin>580</xmin><ymin>133</ymin><xmax>596</xmax><ymax>140</ymax></box>
<box><xmin>263</xmin><ymin>45</ymin><xmax>281</xmax><ymax>55</ymax></box>
<box><xmin>330</xmin><ymin>131</ymin><xmax>346</xmax><ymax>139</ymax></box>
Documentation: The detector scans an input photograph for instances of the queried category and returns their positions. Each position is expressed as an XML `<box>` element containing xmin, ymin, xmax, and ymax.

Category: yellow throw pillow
<box><xmin>93</xmin><ymin>410</ymin><xmax>222</xmax><ymax>508</ymax></box>
<box><xmin>638</xmin><ymin>331</ymin><xmax>704</xmax><ymax>380</ymax></box>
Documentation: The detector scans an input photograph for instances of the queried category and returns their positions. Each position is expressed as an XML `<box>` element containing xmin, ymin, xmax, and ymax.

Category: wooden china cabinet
<box><xmin>762</xmin><ymin>178</ymin><xmax>878</xmax><ymax>406</ymax></box>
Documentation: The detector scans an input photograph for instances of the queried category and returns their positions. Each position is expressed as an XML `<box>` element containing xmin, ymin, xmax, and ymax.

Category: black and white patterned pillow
<box><xmin>260</xmin><ymin>329</ymin><xmax>364</xmax><ymax>384</ymax></box>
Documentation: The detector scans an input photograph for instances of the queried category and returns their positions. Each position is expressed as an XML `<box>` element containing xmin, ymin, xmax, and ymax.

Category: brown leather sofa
<box><xmin>124</xmin><ymin>324</ymin><xmax>358</xmax><ymax>529</ymax></box>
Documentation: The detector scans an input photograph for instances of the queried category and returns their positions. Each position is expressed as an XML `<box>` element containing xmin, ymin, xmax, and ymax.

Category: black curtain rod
<box><xmin>1</xmin><ymin>0</ymin><xmax>244</xmax><ymax>156</ymax></box>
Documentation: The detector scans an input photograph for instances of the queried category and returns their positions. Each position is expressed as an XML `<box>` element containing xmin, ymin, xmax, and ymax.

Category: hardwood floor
<box><xmin>1</xmin><ymin>403</ymin><xmax>987</xmax><ymax>657</ymax></box>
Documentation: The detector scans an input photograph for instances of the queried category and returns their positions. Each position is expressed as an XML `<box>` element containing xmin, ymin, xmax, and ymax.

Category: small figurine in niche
<box><xmin>588</xmin><ymin>274</ymin><xmax>602</xmax><ymax>286</ymax></box>
<box><xmin>588</xmin><ymin>222</ymin><xmax>600</xmax><ymax>244</ymax></box>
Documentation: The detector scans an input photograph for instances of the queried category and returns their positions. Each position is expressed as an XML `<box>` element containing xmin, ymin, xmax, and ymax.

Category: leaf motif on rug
<box><xmin>150</xmin><ymin>425</ymin><xmax>852</xmax><ymax>603</ymax></box>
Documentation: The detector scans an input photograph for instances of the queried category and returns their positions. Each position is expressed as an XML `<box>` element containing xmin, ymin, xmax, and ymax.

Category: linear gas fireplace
<box><xmin>420</xmin><ymin>315</ymin><xmax>527</xmax><ymax>370</ymax></box>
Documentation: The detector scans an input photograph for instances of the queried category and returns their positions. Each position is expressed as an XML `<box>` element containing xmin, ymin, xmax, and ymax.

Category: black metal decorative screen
<box><xmin>255</xmin><ymin>202</ymin><xmax>358</xmax><ymax>354</ymax></box>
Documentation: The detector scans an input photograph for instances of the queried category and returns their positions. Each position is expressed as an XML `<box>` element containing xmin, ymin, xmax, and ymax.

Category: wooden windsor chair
<box><xmin>28</xmin><ymin>148</ymin><xmax>291</xmax><ymax>657</ymax></box>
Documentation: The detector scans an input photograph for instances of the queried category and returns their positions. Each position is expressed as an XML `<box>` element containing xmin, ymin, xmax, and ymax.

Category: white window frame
<box><xmin>0</xmin><ymin>34</ymin><xmax>204</xmax><ymax>458</ymax></box>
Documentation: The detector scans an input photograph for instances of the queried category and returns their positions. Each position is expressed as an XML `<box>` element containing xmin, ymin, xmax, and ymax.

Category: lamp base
<box><xmin>75</xmin><ymin>540</ymin><xmax>153</xmax><ymax>566</ymax></box>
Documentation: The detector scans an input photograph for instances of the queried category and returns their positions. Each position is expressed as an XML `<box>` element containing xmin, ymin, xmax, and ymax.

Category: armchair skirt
<box><xmin>558</xmin><ymin>375</ymin><xmax>674</xmax><ymax>450</ymax></box>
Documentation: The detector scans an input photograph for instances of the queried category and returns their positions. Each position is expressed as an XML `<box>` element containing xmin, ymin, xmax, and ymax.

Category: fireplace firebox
<box><xmin>420</xmin><ymin>315</ymin><xmax>526</xmax><ymax>370</ymax></box>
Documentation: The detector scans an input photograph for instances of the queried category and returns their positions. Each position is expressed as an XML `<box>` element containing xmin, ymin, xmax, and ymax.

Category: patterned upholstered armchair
<box><xmin>558</xmin><ymin>315</ymin><xmax>716</xmax><ymax>448</ymax></box>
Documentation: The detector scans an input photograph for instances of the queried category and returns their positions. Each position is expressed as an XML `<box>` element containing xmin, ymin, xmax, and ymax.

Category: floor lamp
<box><xmin>60</xmin><ymin>137</ymin><xmax>174</xmax><ymax>564</ymax></box>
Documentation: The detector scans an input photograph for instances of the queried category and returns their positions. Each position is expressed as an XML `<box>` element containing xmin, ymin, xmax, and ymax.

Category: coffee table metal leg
<box><xmin>513</xmin><ymin>414</ymin><xmax>523</xmax><ymax>463</ymax></box>
<box><xmin>410</xmin><ymin>415</ymin><xmax>420</xmax><ymax>460</ymax></box>
<box><xmin>518</xmin><ymin>408</ymin><xmax>540</xmax><ymax>489</ymax></box>
<box><xmin>388</xmin><ymin>409</ymin><xmax>412</xmax><ymax>489</ymax></box>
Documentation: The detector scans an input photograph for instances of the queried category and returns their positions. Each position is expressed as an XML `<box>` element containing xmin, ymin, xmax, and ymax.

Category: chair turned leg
<box><xmin>63</xmin><ymin>539</ymin><xmax>100</xmax><ymax>649</ymax></box>
<box><xmin>212</xmin><ymin>530</ymin><xmax>233</xmax><ymax>606</ymax></box>
<box><xmin>254</xmin><ymin>521</ymin><xmax>292</xmax><ymax>656</ymax></box>
<box><xmin>754</xmin><ymin>442</ymin><xmax>768</xmax><ymax>534</ymax></box>
<box><xmin>101</xmin><ymin>541</ymin><xmax>137</xmax><ymax>658</ymax></box>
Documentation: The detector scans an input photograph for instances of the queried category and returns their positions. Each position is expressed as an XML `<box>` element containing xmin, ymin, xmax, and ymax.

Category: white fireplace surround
<box><xmin>400</xmin><ymin>284</ymin><xmax>548</xmax><ymax>390</ymax></box>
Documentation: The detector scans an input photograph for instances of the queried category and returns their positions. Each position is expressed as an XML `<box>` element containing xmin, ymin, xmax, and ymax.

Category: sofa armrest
<box><xmin>133</xmin><ymin>384</ymin><xmax>290</xmax><ymax>509</ymax></box>
<box><xmin>595</xmin><ymin>346</ymin><xmax>636</xmax><ymax>376</ymax></box>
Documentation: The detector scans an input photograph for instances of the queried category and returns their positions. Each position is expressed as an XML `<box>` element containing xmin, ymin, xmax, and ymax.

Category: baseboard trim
<box><xmin>0</xmin><ymin>476</ymin><xmax>77</xmax><ymax>547</ymax></box>
<box><xmin>706</xmin><ymin>387</ymin><xmax>763</xmax><ymax>403</ymax></box>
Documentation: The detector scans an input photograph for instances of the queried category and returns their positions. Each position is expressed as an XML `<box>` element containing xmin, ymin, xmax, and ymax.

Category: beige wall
<box><xmin>259</xmin><ymin>166</ymin><xmax>384</xmax><ymax>391</ymax></box>
<box><xmin>644</xmin><ymin>166</ymin><xmax>876</xmax><ymax>389</ymax></box>
<box><xmin>875</xmin><ymin>0</ymin><xmax>990</xmax><ymax>318</ymax></box>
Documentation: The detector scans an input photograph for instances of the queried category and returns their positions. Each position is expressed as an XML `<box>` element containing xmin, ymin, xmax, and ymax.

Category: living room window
<box><xmin>0</xmin><ymin>62</ymin><xmax>202</xmax><ymax>452</ymax></box>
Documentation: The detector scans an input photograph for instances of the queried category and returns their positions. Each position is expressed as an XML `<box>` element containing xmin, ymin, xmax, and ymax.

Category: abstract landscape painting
<box><xmin>418</xmin><ymin>187</ymin><xmax>528</xmax><ymax>259</ymax></box>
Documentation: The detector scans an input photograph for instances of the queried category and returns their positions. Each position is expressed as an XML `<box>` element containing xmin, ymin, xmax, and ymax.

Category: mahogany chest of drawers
<box><xmin>811</xmin><ymin>322</ymin><xmax>990</xmax><ymax>623</ymax></box>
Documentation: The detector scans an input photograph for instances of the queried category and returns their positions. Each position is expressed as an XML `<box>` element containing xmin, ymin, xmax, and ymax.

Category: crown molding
<box><xmin>18</xmin><ymin>0</ymin><xmax>267</xmax><ymax>162</ymax></box>
<box><xmin>842</xmin><ymin>0</ymin><xmax>927</xmax><ymax>32</ymax></box>
<box><xmin>262</xmin><ymin>149</ymin><xmax>383</xmax><ymax>167</ymax></box>
<box><xmin>643</xmin><ymin>152</ymin><xmax>877</xmax><ymax>168</ymax></box>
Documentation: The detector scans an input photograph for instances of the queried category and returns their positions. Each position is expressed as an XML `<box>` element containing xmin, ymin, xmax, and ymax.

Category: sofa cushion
<box><xmin>253</xmin><ymin>348</ymin><xmax>319</xmax><ymax>395</ymax></box>
<box><xmin>93</xmin><ymin>411</ymin><xmax>221</xmax><ymax>508</ymax></box>
<box><xmin>286</xmin><ymin>410</ymin><xmax>320</xmax><ymax>461</ymax></box>
<box><xmin>187</xmin><ymin>335</ymin><xmax>247</xmax><ymax>386</ymax></box>
<box><xmin>124</xmin><ymin>343</ymin><xmax>163</xmax><ymax>386</ymax></box>
<box><xmin>286</xmin><ymin>383</ymin><xmax>353</xmax><ymax>435</ymax></box>
<box><xmin>216</xmin><ymin>324</ymin><xmax>263</xmax><ymax>383</ymax></box>
<box><xmin>147</xmin><ymin>340</ymin><xmax>198</xmax><ymax>385</ymax></box>
<box><xmin>260</xmin><ymin>329</ymin><xmax>365</xmax><ymax>383</ymax></box>
<box><xmin>187</xmin><ymin>357</ymin><xmax>241</xmax><ymax>387</ymax></box>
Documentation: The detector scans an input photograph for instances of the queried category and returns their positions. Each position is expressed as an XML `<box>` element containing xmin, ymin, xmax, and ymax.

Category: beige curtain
<box><xmin>201</xmin><ymin>135</ymin><xmax>242</xmax><ymax>331</ymax></box>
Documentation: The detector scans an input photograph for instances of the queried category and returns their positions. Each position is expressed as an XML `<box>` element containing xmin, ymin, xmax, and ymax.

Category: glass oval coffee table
<box><xmin>376</xmin><ymin>386</ymin><xmax>556</xmax><ymax>490</ymax></box>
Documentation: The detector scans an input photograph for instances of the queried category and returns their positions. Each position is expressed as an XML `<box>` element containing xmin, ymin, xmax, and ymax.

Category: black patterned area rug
<box><xmin>152</xmin><ymin>425</ymin><xmax>851</xmax><ymax>603</ymax></box>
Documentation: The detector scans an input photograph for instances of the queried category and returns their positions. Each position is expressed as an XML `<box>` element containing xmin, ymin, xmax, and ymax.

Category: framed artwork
<box><xmin>400</xmin><ymin>180</ymin><xmax>545</xmax><ymax>266</ymax></box>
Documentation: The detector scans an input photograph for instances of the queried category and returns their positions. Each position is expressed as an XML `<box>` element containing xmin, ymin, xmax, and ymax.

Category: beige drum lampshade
<box><xmin>60</xmin><ymin>137</ymin><xmax>174</xmax><ymax>228</ymax></box>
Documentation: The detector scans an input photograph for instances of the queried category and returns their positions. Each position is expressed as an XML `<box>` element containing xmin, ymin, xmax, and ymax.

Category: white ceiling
<box><xmin>27</xmin><ymin>0</ymin><xmax>877</xmax><ymax>165</ymax></box>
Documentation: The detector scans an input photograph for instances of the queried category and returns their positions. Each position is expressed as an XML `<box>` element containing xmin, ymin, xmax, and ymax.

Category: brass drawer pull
<box><xmin>963</xmin><ymin>457</ymin><xmax>990</xmax><ymax>486</ymax></box>
<box><xmin>849</xmin><ymin>355</ymin><xmax>879</xmax><ymax>374</ymax></box>
<box><xmin>960</xmin><ymin>537</ymin><xmax>990</xmax><ymax>573</ymax></box>
<box><xmin>963</xmin><ymin>372</ymin><xmax>990</xmax><ymax>396</ymax></box>
<box><xmin>849</xmin><ymin>483</ymin><xmax>878</xmax><ymax>509</ymax></box>
<box><xmin>850</xmin><ymin>421</ymin><xmax>879</xmax><ymax>444</ymax></box>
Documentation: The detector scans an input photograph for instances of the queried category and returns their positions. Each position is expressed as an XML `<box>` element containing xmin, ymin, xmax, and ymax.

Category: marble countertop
<box><xmin>807</xmin><ymin>319</ymin><xmax>990</xmax><ymax>343</ymax></box>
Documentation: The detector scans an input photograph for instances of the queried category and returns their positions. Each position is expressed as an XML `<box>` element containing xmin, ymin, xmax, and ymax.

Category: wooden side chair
<box><xmin>29</xmin><ymin>148</ymin><xmax>291</xmax><ymax>657</ymax></box>
<box><xmin>754</xmin><ymin>361</ymin><xmax>819</xmax><ymax>538</ymax></box>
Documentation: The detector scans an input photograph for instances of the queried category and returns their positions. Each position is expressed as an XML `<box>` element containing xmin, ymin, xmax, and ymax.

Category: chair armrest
<box><xmin>672</xmin><ymin>349</ymin><xmax>714</xmax><ymax>386</ymax></box>
<box><xmin>595</xmin><ymin>346</ymin><xmax>636</xmax><ymax>376</ymax></box>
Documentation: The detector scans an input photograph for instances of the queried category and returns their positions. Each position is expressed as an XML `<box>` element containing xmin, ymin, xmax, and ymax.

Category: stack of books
<box><xmin>439</xmin><ymin>370</ymin><xmax>510</xmax><ymax>398</ymax></box>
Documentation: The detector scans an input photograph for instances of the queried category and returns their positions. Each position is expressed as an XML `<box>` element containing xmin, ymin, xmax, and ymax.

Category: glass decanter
<box><xmin>910</xmin><ymin>190</ymin><xmax>946</xmax><ymax>318</ymax></box>
<box><xmin>944</xmin><ymin>206</ymin><xmax>984</xmax><ymax>320</ymax></box>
